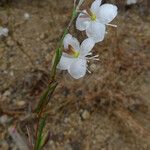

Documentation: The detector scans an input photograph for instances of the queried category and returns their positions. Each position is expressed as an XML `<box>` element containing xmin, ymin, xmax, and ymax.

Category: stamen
<box><xmin>87</xmin><ymin>58</ymin><xmax>100</xmax><ymax>61</ymax></box>
<box><xmin>87</xmin><ymin>55</ymin><xmax>99</xmax><ymax>59</ymax></box>
<box><xmin>86</xmin><ymin>55</ymin><xmax>100</xmax><ymax>61</ymax></box>
<box><xmin>86</xmin><ymin>54</ymin><xmax>99</xmax><ymax>74</ymax></box>
<box><xmin>92</xmin><ymin>54</ymin><xmax>99</xmax><ymax>58</ymax></box>
<box><xmin>87</xmin><ymin>52</ymin><xmax>92</xmax><ymax>56</ymax></box>
<box><xmin>107</xmin><ymin>23</ymin><xmax>117</xmax><ymax>28</ymax></box>
<box><xmin>87</xmin><ymin>68</ymin><xmax>91</xmax><ymax>74</ymax></box>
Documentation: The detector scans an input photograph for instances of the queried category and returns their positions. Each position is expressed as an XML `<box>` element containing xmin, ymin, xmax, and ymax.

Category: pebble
<box><xmin>6</xmin><ymin>38</ymin><xmax>15</xmax><ymax>47</ymax></box>
<box><xmin>40</xmin><ymin>33</ymin><xmax>46</xmax><ymax>40</ymax></box>
<box><xmin>81</xmin><ymin>110</ymin><xmax>90</xmax><ymax>120</ymax></box>
<box><xmin>45</xmin><ymin>53</ymin><xmax>52</xmax><ymax>61</ymax></box>
<box><xmin>3</xmin><ymin>90</ymin><xmax>11</xmax><ymax>97</ymax></box>
<box><xmin>15</xmin><ymin>100</ymin><xmax>26</xmax><ymax>107</ymax></box>
<box><xmin>24</xmin><ymin>13</ymin><xmax>30</xmax><ymax>20</ymax></box>
<box><xmin>3</xmin><ymin>70</ymin><xmax>8</xmax><ymax>74</ymax></box>
<box><xmin>36</xmin><ymin>38</ymin><xmax>40</xmax><ymax>42</ymax></box>
<box><xmin>10</xmin><ymin>71</ymin><xmax>14</xmax><ymax>76</ymax></box>
<box><xmin>0</xmin><ymin>115</ymin><xmax>9</xmax><ymax>125</ymax></box>
<box><xmin>49</xmin><ymin>140</ymin><xmax>56</xmax><ymax>149</ymax></box>
<box><xmin>127</xmin><ymin>0</ymin><xmax>137</xmax><ymax>5</ymax></box>
<box><xmin>64</xmin><ymin>117</ymin><xmax>70</xmax><ymax>123</ymax></box>
<box><xmin>42</xmin><ymin>43</ymin><xmax>48</xmax><ymax>51</ymax></box>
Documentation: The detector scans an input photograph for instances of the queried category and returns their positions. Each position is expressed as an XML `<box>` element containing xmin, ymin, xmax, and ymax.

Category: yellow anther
<box><xmin>65</xmin><ymin>45</ymin><xmax>80</xmax><ymax>58</ymax></box>
<box><xmin>91</xmin><ymin>13</ymin><xmax>96</xmax><ymax>21</ymax></box>
<box><xmin>86</xmin><ymin>9</ymin><xmax>97</xmax><ymax>21</ymax></box>
<box><xmin>73</xmin><ymin>51</ymin><xmax>80</xmax><ymax>58</ymax></box>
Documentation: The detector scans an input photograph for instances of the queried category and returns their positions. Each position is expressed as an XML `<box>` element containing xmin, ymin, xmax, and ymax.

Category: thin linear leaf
<box><xmin>50</xmin><ymin>48</ymin><xmax>62</xmax><ymax>79</ymax></box>
<box><xmin>40</xmin><ymin>131</ymin><xmax>51</xmax><ymax>149</ymax></box>
<box><xmin>34</xmin><ymin>115</ymin><xmax>47</xmax><ymax>150</ymax></box>
<box><xmin>34</xmin><ymin>81</ymin><xmax>58</xmax><ymax>113</ymax></box>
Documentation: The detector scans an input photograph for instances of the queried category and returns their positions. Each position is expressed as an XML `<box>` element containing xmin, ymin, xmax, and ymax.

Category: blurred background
<box><xmin>0</xmin><ymin>0</ymin><xmax>150</xmax><ymax>150</ymax></box>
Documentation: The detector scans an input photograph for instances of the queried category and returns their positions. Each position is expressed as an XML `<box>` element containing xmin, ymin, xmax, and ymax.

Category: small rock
<box><xmin>3</xmin><ymin>70</ymin><xmax>8</xmax><ymax>74</ymax></box>
<box><xmin>81</xmin><ymin>110</ymin><xmax>90</xmax><ymax>120</ymax></box>
<box><xmin>10</xmin><ymin>71</ymin><xmax>14</xmax><ymax>76</ymax></box>
<box><xmin>3</xmin><ymin>90</ymin><xmax>11</xmax><ymax>97</ymax></box>
<box><xmin>24</xmin><ymin>13</ymin><xmax>30</xmax><ymax>20</ymax></box>
<box><xmin>42</xmin><ymin>43</ymin><xmax>48</xmax><ymax>51</ymax></box>
<box><xmin>36</xmin><ymin>37</ymin><xmax>40</xmax><ymax>42</ymax></box>
<box><xmin>0</xmin><ymin>115</ymin><xmax>9</xmax><ymax>125</ymax></box>
<box><xmin>92</xmin><ymin>140</ymin><xmax>96</xmax><ymax>144</ymax></box>
<box><xmin>0</xmin><ymin>26</ymin><xmax>9</xmax><ymax>37</ymax></box>
<box><xmin>40</xmin><ymin>33</ymin><xmax>46</xmax><ymax>40</ymax></box>
<box><xmin>45</xmin><ymin>53</ymin><xmax>52</xmax><ymax>61</ymax></box>
<box><xmin>127</xmin><ymin>0</ymin><xmax>137</xmax><ymax>5</ymax></box>
<box><xmin>6</xmin><ymin>38</ymin><xmax>15</xmax><ymax>47</ymax></box>
<box><xmin>49</xmin><ymin>140</ymin><xmax>56</xmax><ymax>149</ymax></box>
<box><xmin>16</xmin><ymin>100</ymin><xmax>26</xmax><ymax>107</ymax></box>
<box><xmin>64</xmin><ymin>117</ymin><xmax>69</xmax><ymax>123</ymax></box>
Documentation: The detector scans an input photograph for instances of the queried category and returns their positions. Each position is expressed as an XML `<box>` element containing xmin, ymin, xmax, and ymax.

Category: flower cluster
<box><xmin>57</xmin><ymin>0</ymin><xmax>118</xmax><ymax>79</ymax></box>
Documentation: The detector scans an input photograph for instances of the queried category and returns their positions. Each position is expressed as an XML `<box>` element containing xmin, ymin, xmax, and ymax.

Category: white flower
<box><xmin>0</xmin><ymin>27</ymin><xmax>9</xmax><ymax>37</ymax></box>
<box><xmin>76</xmin><ymin>0</ymin><xmax>118</xmax><ymax>43</ymax></box>
<box><xmin>57</xmin><ymin>34</ymin><xmax>97</xmax><ymax>79</ymax></box>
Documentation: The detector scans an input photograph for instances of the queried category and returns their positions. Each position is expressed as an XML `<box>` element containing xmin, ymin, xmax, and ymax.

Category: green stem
<box><xmin>34</xmin><ymin>3</ymin><xmax>79</xmax><ymax>150</ymax></box>
<box><xmin>50</xmin><ymin>8</ymin><xmax>77</xmax><ymax>80</ymax></box>
<box><xmin>34</xmin><ymin>81</ymin><xmax>58</xmax><ymax>113</ymax></box>
<box><xmin>34</xmin><ymin>115</ymin><xmax>48</xmax><ymax>150</ymax></box>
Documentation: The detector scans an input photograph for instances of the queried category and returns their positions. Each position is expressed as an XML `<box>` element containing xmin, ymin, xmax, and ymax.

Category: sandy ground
<box><xmin>0</xmin><ymin>0</ymin><xmax>150</xmax><ymax>150</ymax></box>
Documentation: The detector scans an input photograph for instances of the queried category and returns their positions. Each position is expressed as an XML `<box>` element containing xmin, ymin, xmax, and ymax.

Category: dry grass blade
<box><xmin>113</xmin><ymin>107</ymin><xmax>150</xmax><ymax>140</ymax></box>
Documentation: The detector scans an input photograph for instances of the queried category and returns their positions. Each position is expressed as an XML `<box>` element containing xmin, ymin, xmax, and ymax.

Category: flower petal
<box><xmin>76</xmin><ymin>10</ymin><xmax>90</xmax><ymax>31</ymax></box>
<box><xmin>80</xmin><ymin>38</ymin><xmax>95</xmax><ymax>56</ymax></box>
<box><xmin>63</xmin><ymin>34</ymin><xmax>80</xmax><ymax>50</ymax></box>
<box><xmin>57</xmin><ymin>54</ymin><xmax>74</xmax><ymax>70</ymax></box>
<box><xmin>90</xmin><ymin>0</ymin><xmax>102</xmax><ymax>14</ymax></box>
<box><xmin>86</xmin><ymin>22</ymin><xmax>106</xmax><ymax>43</ymax></box>
<box><xmin>68</xmin><ymin>58</ymin><xmax>87</xmax><ymax>79</ymax></box>
<box><xmin>96</xmin><ymin>4</ymin><xmax>118</xmax><ymax>24</ymax></box>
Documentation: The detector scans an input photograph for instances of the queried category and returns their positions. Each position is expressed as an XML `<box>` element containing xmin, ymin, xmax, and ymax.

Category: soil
<box><xmin>0</xmin><ymin>0</ymin><xmax>150</xmax><ymax>150</ymax></box>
